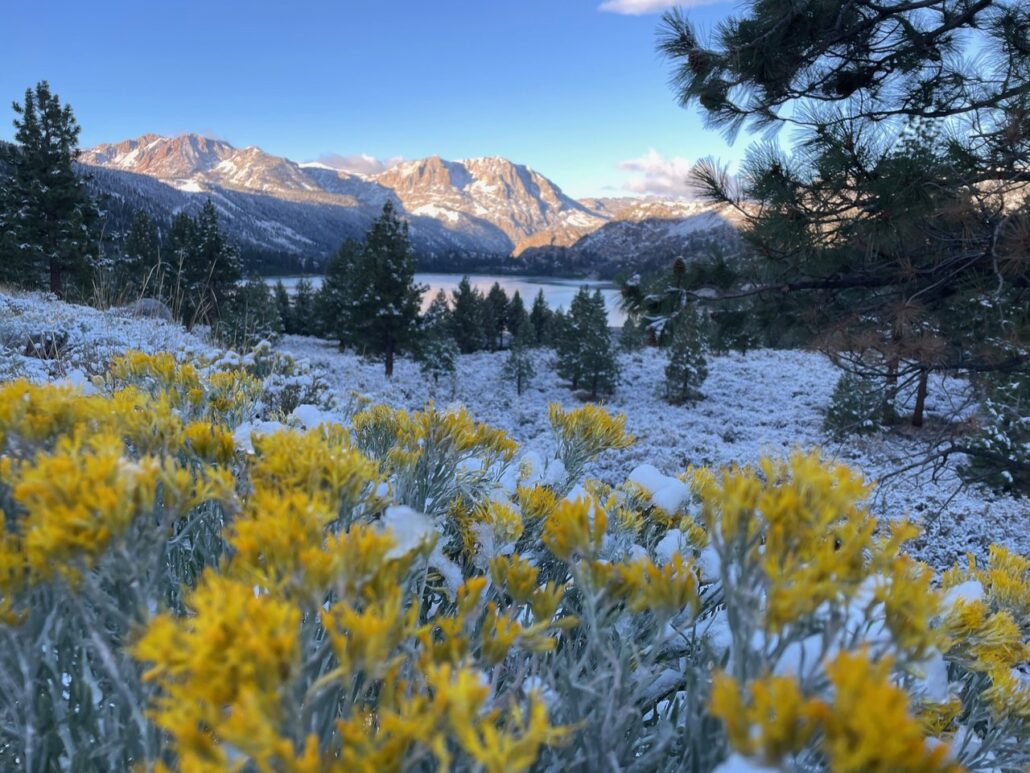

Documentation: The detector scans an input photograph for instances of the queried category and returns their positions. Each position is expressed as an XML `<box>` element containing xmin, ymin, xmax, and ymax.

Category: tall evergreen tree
<box><xmin>529</xmin><ymin>289</ymin><xmax>552</xmax><ymax>347</ymax></box>
<box><xmin>273</xmin><ymin>280</ymin><xmax>293</xmax><ymax>334</ymax></box>
<box><xmin>507</xmin><ymin>290</ymin><xmax>529</xmax><ymax>341</ymax></box>
<box><xmin>503</xmin><ymin>319</ymin><xmax>536</xmax><ymax>396</ymax></box>
<box><xmin>123</xmin><ymin>210</ymin><xmax>162</xmax><ymax>298</ymax></box>
<box><xmin>663</xmin><ymin>306</ymin><xmax>709</xmax><ymax>404</ymax></box>
<box><xmin>657</xmin><ymin>0</ymin><xmax>1030</xmax><ymax>437</ymax></box>
<box><xmin>193</xmin><ymin>199</ymin><xmax>241</xmax><ymax>322</ymax></box>
<box><xmin>417</xmin><ymin>289</ymin><xmax>459</xmax><ymax>395</ymax></box>
<box><xmin>292</xmin><ymin>277</ymin><xmax>316</xmax><ymax>336</ymax></box>
<box><xmin>164</xmin><ymin>201</ymin><xmax>240</xmax><ymax>327</ymax></box>
<box><xmin>450</xmin><ymin>276</ymin><xmax>486</xmax><ymax>353</ymax></box>
<box><xmin>0</xmin><ymin>81</ymin><xmax>99</xmax><ymax>297</ymax></box>
<box><xmin>322</xmin><ymin>202</ymin><xmax>422</xmax><ymax>376</ymax></box>
<box><xmin>318</xmin><ymin>237</ymin><xmax>362</xmax><ymax>345</ymax></box>
<box><xmin>484</xmin><ymin>282</ymin><xmax>510</xmax><ymax>350</ymax></box>
<box><xmin>557</xmin><ymin>287</ymin><xmax>619</xmax><ymax>399</ymax></box>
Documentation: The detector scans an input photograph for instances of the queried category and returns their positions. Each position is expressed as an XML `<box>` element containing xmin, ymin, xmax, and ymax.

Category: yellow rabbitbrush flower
<box><xmin>13</xmin><ymin>435</ymin><xmax>159</xmax><ymax>583</ymax></box>
<box><xmin>548</xmin><ymin>403</ymin><xmax>634</xmax><ymax>459</ymax></box>
<box><xmin>133</xmin><ymin>572</ymin><xmax>302</xmax><ymax>770</ymax></box>
<box><xmin>542</xmin><ymin>496</ymin><xmax>607</xmax><ymax>561</ymax></box>
<box><xmin>704</xmin><ymin>452</ymin><xmax>914</xmax><ymax>632</ymax></box>
<box><xmin>610</xmin><ymin>552</ymin><xmax>700</xmax><ymax>618</ymax></box>
<box><xmin>710</xmin><ymin>670</ymin><xmax>821</xmax><ymax>761</ymax></box>
<box><xmin>712</xmin><ymin>651</ymin><xmax>964</xmax><ymax>772</ymax></box>
<box><xmin>247</xmin><ymin>426</ymin><xmax>382</xmax><ymax>517</ymax></box>
<box><xmin>819</xmin><ymin>650</ymin><xmax>963</xmax><ymax>773</ymax></box>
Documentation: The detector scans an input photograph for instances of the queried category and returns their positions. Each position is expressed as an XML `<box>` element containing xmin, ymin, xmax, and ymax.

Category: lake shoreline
<box><xmin>267</xmin><ymin>272</ymin><xmax>626</xmax><ymax>324</ymax></box>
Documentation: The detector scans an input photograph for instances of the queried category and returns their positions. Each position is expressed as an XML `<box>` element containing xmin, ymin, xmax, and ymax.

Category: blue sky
<box><xmin>2</xmin><ymin>0</ymin><xmax>743</xmax><ymax>198</ymax></box>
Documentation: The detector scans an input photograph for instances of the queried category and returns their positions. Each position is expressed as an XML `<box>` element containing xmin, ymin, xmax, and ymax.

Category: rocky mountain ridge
<box><xmin>78</xmin><ymin>133</ymin><xmax>740</xmax><ymax>275</ymax></box>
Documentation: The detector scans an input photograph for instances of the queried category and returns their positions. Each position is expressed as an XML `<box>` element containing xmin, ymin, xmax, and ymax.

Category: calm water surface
<box><xmin>271</xmin><ymin>273</ymin><xmax>626</xmax><ymax>325</ymax></box>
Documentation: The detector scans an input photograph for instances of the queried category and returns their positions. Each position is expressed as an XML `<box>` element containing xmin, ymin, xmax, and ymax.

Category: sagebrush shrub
<box><xmin>0</xmin><ymin>351</ymin><xmax>1027</xmax><ymax>770</ymax></box>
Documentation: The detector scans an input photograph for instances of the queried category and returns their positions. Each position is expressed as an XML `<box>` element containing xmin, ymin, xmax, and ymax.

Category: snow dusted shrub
<box><xmin>0</xmin><ymin>351</ymin><xmax>1028</xmax><ymax>770</ymax></box>
<box><xmin>664</xmin><ymin>307</ymin><xmax>709</xmax><ymax>404</ymax></box>
<box><xmin>962</xmin><ymin>372</ymin><xmax>1030</xmax><ymax>495</ymax></box>
<box><xmin>823</xmin><ymin>370</ymin><xmax>890</xmax><ymax>439</ymax></box>
<box><xmin>417</xmin><ymin>333</ymin><xmax>460</xmax><ymax>396</ymax></box>
<box><xmin>620</xmin><ymin>316</ymin><xmax>647</xmax><ymax>351</ymax></box>
<box><xmin>212</xmin><ymin>340</ymin><xmax>335</xmax><ymax>418</ymax></box>
<box><xmin>503</xmin><ymin>325</ymin><xmax>536</xmax><ymax>395</ymax></box>
<box><xmin>212</xmin><ymin>275</ymin><xmax>283</xmax><ymax>351</ymax></box>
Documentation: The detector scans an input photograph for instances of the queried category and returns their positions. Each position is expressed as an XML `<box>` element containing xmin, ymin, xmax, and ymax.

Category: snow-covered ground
<box><xmin>277</xmin><ymin>335</ymin><xmax>1028</xmax><ymax>569</ymax></box>
<box><xmin>1</xmin><ymin>290</ymin><xmax>1025</xmax><ymax>569</ymax></box>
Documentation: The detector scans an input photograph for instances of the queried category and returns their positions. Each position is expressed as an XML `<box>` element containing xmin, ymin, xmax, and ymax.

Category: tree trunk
<box><xmin>385</xmin><ymin>340</ymin><xmax>395</xmax><ymax>378</ymax></box>
<box><xmin>49</xmin><ymin>259</ymin><xmax>62</xmax><ymax>298</ymax></box>
<box><xmin>911</xmin><ymin>368</ymin><xmax>929</xmax><ymax>427</ymax></box>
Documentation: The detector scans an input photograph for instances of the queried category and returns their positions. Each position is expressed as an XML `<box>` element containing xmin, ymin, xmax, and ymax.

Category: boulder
<box><xmin>116</xmin><ymin>298</ymin><xmax>174</xmax><ymax>322</ymax></box>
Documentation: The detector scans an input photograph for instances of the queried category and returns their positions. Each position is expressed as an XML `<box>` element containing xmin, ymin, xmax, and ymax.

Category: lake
<box><xmin>269</xmin><ymin>273</ymin><xmax>627</xmax><ymax>326</ymax></box>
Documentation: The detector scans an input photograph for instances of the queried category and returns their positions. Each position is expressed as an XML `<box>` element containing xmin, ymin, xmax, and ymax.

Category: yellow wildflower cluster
<box><xmin>2</xmin><ymin>347</ymin><xmax>1029</xmax><ymax>771</ymax></box>
<box><xmin>712</xmin><ymin>649</ymin><xmax>963</xmax><ymax>772</ymax></box>
<box><xmin>704</xmin><ymin>451</ymin><xmax>928</xmax><ymax>636</ymax></box>
<box><xmin>941</xmin><ymin>546</ymin><xmax>1030</xmax><ymax>722</ymax></box>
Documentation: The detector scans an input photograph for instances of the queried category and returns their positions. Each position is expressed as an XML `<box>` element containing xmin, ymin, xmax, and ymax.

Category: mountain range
<box><xmin>78</xmin><ymin>133</ymin><xmax>740</xmax><ymax>276</ymax></box>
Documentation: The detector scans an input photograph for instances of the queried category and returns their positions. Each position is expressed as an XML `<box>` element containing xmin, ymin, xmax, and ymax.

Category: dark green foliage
<box><xmin>619</xmin><ymin>317</ymin><xmax>646</xmax><ymax>351</ymax></box>
<box><xmin>106</xmin><ymin>210</ymin><xmax>164</xmax><ymax>303</ymax></box>
<box><xmin>0</xmin><ymin>81</ymin><xmax>100</xmax><ymax>298</ymax></box>
<box><xmin>556</xmin><ymin>288</ymin><xmax>618</xmax><ymax>399</ymax></box>
<box><xmin>417</xmin><ymin>288</ymin><xmax>458</xmax><ymax>393</ymax></box>
<box><xmin>823</xmin><ymin>372</ymin><xmax>891</xmax><ymax>440</ymax></box>
<box><xmin>503</xmin><ymin>321</ymin><xmax>536</xmax><ymax>396</ymax></box>
<box><xmin>274</xmin><ymin>280</ymin><xmax>293</xmax><ymax>333</ymax></box>
<box><xmin>291</xmin><ymin>278</ymin><xmax>316</xmax><ymax>336</ymax></box>
<box><xmin>484</xmin><ymin>282</ymin><xmax>509</xmax><ymax>351</ymax></box>
<box><xmin>507</xmin><ymin>291</ymin><xmax>529</xmax><ymax>342</ymax></box>
<box><xmin>318</xmin><ymin>202</ymin><xmax>422</xmax><ymax>376</ymax></box>
<box><xmin>658</xmin><ymin>0</ymin><xmax>1030</xmax><ymax>485</ymax></box>
<box><xmin>215</xmin><ymin>275</ymin><xmax>283</xmax><ymax>350</ymax></box>
<box><xmin>664</xmin><ymin>307</ymin><xmax>709</xmax><ymax>404</ymax></box>
<box><xmin>318</xmin><ymin>238</ymin><xmax>361</xmax><ymax>343</ymax></box>
<box><xmin>529</xmin><ymin>290</ymin><xmax>552</xmax><ymax>346</ymax></box>
<box><xmin>962</xmin><ymin>373</ymin><xmax>1030</xmax><ymax>496</ymax></box>
<box><xmin>450</xmin><ymin>276</ymin><xmax>486</xmax><ymax>354</ymax></box>
<box><xmin>162</xmin><ymin>200</ymin><xmax>241</xmax><ymax>327</ymax></box>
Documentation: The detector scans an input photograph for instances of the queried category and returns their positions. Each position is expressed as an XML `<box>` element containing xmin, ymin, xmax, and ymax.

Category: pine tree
<box><xmin>450</xmin><ymin>276</ymin><xmax>486</xmax><ymax>353</ymax></box>
<box><xmin>620</xmin><ymin>317</ymin><xmax>646</xmax><ymax>351</ymax></box>
<box><xmin>529</xmin><ymin>290</ymin><xmax>552</xmax><ymax>346</ymax></box>
<box><xmin>164</xmin><ymin>200</ymin><xmax>240</xmax><ymax>328</ymax></box>
<box><xmin>484</xmin><ymin>282</ymin><xmax>509</xmax><ymax>350</ymax></box>
<box><xmin>557</xmin><ymin>287</ymin><xmax>619</xmax><ymax>399</ymax></box>
<box><xmin>663</xmin><ymin>307</ymin><xmax>709</xmax><ymax>404</ymax></box>
<box><xmin>318</xmin><ymin>238</ymin><xmax>362</xmax><ymax>345</ymax></box>
<box><xmin>166</xmin><ymin>212</ymin><xmax>197</xmax><ymax>322</ymax></box>
<box><xmin>417</xmin><ymin>288</ymin><xmax>458</xmax><ymax>394</ymax></box>
<box><xmin>193</xmin><ymin>199</ymin><xmax>241</xmax><ymax>322</ymax></box>
<box><xmin>423</xmin><ymin>288</ymin><xmax>452</xmax><ymax>332</ymax></box>
<box><xmin>507</xmin><ymin>290</ymin><xmax>529</xmax><ymax>342</ymax></box>
<box><xmin>503</xmin><ymin>320</ymin><xmax>536</xmax><ymax>396</ymax></box>
<box><xmin>0</xmin><ymin>82</ymin><xmax>99</xmax><ymax>297</ymax></box>
<box><xmin>273</xmin><ymin>280</ymin><xmax>293</xmax><ymax>334</ymax></box>
<box><xmin>657</xmin><ymin>0</ymin><xmax>1030</xmax><ymax>440</ymax></box>
<box><xmin>292</xmin><ymin>277</ymin><xmax>316</xmax><ymax>336</ymax></box>
<box><xmin>215</xmin><ymin>275</ymin><xmax>283</xmax><ymax>350</ymax></box>
<box><xmin>321</xmin><ymin>202</ymin><xmax>422</xmax><ymax>376</ymax></box>
<box><xmin>123</xmin><ymin>211</ymin><xmax>162</xmax><ymax>299</ymax></box>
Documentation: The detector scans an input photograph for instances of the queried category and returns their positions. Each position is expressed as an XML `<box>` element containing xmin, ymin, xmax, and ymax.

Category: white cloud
<box><xmin>317</xmin><ymin>153</ymin><xmax>404</xmax><ymax>176</ymax></box>
<box><xmin>618</xmin><ymin>149</ymin><xmax>697</xmax><ymax>198</ymax></box>
<box><xmin>598</xmin><ymin>0</ymin><xmax>725</xmax><ymax>15</ymax></box>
